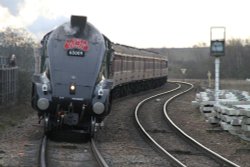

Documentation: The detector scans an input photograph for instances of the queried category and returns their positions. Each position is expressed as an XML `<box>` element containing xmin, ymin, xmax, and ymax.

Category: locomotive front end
<box><xmin>32</xmin><ymin>16</ymin><xmax>113</xmax><ymax>135</ymax></box>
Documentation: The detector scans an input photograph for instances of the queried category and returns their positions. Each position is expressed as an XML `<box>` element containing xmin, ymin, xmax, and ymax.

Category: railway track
<box><xmin>39</xmin><ymin>135</ymin><xmax>108</xmax><ymax>167</ymax></box>
<box><xmin>38</xmin><ymin>84</ymin><xmax>174</xmax><ymax>167</ymax></box>
<box><xmin>135</xmin><ymin>81</ymin><xmax>240</xmax><ymax>167</ymax></box>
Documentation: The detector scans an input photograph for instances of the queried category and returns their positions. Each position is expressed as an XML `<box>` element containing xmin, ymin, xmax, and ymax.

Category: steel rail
<box><xmin>163</xmin><ymin>81</ymin><xmax>240</xmax><ymax>167</ymax></box>
<box><xmin>135</xmin><ymin>83</ymin><xmax>187</xmax><ymax>167</ymax></box>
<box><xmin>91</xmin><ymin>138</ymin><xmax>109</xmax><ymax>167</ymax></box>
<box><xmin>40</xmin><ymin>135</ymin><xmax>47</xmax><ymax>167</ymax></box>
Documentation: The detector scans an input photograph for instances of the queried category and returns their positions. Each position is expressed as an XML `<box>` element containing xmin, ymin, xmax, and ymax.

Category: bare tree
<box><xmin>0</xmin><ymin>27</ymin><xmax>37</xmax><ymax>102</ymax></box>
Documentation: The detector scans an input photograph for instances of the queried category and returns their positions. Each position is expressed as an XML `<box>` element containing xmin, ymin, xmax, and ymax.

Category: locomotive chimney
<box><xmin>70</xmin><ymin>15</ymin><xmax>87</xmax><ymax>35</ymax></box>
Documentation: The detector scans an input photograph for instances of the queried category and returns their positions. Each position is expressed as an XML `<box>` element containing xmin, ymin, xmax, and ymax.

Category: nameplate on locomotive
<box><xmin>64</xmin><ymin>38</ymin><xmax>89</xmax><ymax>57</ymax></box>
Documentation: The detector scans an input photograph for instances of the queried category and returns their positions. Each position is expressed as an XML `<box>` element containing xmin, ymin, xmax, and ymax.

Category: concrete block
<box><xmin>207</xmin><ymin>117</ymin><xmax>219</xmax><ymax>124</ymax></box>
<box><xmin>228</xmin><ymin>126</ymin><xmax>242</xmax><ymax>136</ymax></box>
<box><xmin>235</xmin><ymin>104</ymin><xmax>250</xmax><ymax>109</ymax></box>
<box><xmin>223</xmin><ymin>108</ymin><xmax>242</xmax><ymax>116</ymax></box>
<box><xmin>242</xmin><ymin>124</ymin><xmax>250</xmax><ymax>131</ymax></box>
<box><xmin>203</xmin><ymin>112</ymin><xmax>213</xmax><ymax>118</ymax></box>
<box><xmin>201</xmin><ymin>109</ymin><xmax>216</xmax><ymax>119</ymax></box>
<box><xmin>220</xmin><ymin>121</ymin><xmax>230</xmax><ymax>131</ymax></box>
<box><xmin>240</xmin><ymin>131</ymin><xmax>250</xmax><ymax>141</ymax></box>
<box><xmin>191</xmin><ymin>101</ymin><xmax>199</xmax><ymax>108</ymax></box>
<box><xmin>200</xmin><ymin>101</ymin><xmax>215</xmax><ymax>106</ymax></box>
<box><xmin>220</xmin><ymin>115</ymin><xmax>232</xmax><ymax>123</ymax></box>
<box><xmin>215</xmin><ymin>112</ymin><xmax>221</xmax><ymax>119</ymax></box>
<box><xmin>220</xmin><ymin>121</ymin><xmax>243</xmax><ymax>132</ymax></box>
<box><xmin>222</xmin><ymin>101</ymin><xmax>250</xmax><ymax>105</ymax></box>
<box><xmin>214</xmin><ymin>105</ymin><xmax>222</xmax><ymax>113</ymax></box>
<box><xmin>230</xmin><ymin>119</ymin><xmax>242</xmax><ymax>126</ymax></box>
<box><xmin>242</xmin><ymin>110</ymin><xmax>250</xmax><ymax>117</ymax></box>
<box><xmin>199</xmin><ymin>106</ymin><xmax>213</xmax><ymax>113</ymax></box>
<box><xmin>242</xmin><ymin>117</ymin><xmax>250</xmax><ymax>125</ymax></box>
<box><xmin>221</xmin><ymin>115</ymin><xmax>243</xmax><ymax>123</ymax></box>
<box><xmin>215</xmin><ymin>103</ymin><xmax>248</xmax><ymax>116</ymax></box>
<box><xmin>240</xmin><ymin>104</ymin><xmax>250</xmax><ymax>117</ymax></box>
<box><xmin>220</xmin><ymin>107</ymin><xmax>229</xmax><ymax>115</ymax></box>
<box><xmin>202</xmin><ymin>107</ymin><xmax>213</xmax><ymax>113</ymax></box>
<box><xmin>193</xmin><ymin>89</ymin><xmax>250</xmax><ymax>140</ymax></box>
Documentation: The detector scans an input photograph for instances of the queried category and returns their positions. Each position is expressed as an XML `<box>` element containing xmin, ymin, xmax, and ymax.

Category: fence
<box><xmin>0</xmin><ymin>56</ymin><xmax>18</xmax><ymax>106</ymax></box>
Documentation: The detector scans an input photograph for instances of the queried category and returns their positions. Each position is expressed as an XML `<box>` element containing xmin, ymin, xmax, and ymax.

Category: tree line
<box><xmin>1</xmin><ymin>27</ymin><xmax>250</xmax><ymax>104</ymax></box>
<box><xmin>151</xmin><ymin>38</ymin><xmax>250</xmax><ymax>79</ymax></box>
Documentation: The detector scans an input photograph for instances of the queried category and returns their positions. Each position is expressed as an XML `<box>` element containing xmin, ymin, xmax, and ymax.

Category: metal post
<box><xmin>215</xmin><ymin>58</ymin><xmax>220</xmax><ymax>105</ymax></box>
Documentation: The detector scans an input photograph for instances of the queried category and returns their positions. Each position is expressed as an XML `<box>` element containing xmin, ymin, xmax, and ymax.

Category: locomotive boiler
<box><xmin>31</xmin><ymin>15</ymin><xmax>168</xmax><ymax>136</ymax></box>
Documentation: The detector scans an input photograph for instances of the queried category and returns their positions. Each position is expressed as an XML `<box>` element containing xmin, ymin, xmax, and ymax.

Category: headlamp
<box><xmin>69</xmin><ymin>83</ymin><xmax>76</xmax><ymax>94</ymax></box>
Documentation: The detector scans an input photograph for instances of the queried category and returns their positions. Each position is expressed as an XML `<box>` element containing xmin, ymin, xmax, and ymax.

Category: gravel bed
<box><xmin>95</xmin><ymin>84</ymin><xmax>175</xmax><ymax>167</ymax></box>
<box><xmin>0</xmin><ymin>110</ymin><xmax>43</xmax><ymax>166</ymax></box>
<box><xmin>47</xmin><ymin>140</ymin><xmax>99</xmax><ymax>167</ymax></box>
<box><xmin>0</xmin><ymin>80</ymin><xmax>249</xmax><ymax>166</ymax></box>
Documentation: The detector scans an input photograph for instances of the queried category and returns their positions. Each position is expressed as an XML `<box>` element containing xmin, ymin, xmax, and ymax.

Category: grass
<box><xmin>0</xmin><ymin>102</ymin><xmax>35</xmax><ymax>132</ymax></box>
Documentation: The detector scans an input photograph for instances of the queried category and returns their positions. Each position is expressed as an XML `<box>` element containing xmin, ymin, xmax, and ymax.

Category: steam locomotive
<box><xmin>31</xmin><ymin>15</ymin><xmax>168</xmax><ymax>136</ymax></box>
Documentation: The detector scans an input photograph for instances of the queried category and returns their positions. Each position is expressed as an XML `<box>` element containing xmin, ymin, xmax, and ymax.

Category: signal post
<box><xmin>210</xmin><ymin>27</ymin><xmax>226</xmax><ymax>105</ymax></box>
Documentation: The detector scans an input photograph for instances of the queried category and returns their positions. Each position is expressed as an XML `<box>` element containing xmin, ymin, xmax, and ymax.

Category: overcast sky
<box><xmin>0</xmin><ymin>0</ymin><xmax>250</xmax><ymax>48</ymax></box>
